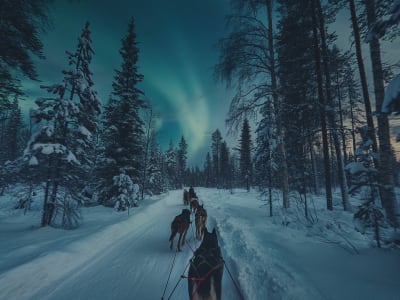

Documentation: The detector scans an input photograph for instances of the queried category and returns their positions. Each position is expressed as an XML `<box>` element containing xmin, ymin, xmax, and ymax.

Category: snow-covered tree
<box><xmin>368</xmin><ymin>0</ymin><xmax>400</xmax><ymax>40</ymax></box>
<box><xmin>112</xmin><ymin>172</ymin><xmax>139</xmax><ymax>211</ymax></box>
<box><xmin>255</xmin><ymin>99</ymin><xmax>278</xmax><ymax>214</ymax></box>
<box><xmin>4</xmin><ymin>96</ymin><xmax>24</xmax><ymax>161</ymax></box>
<box><xmin>24</xmin><ymin>22</ymin><xmax>100</xmax><ymax>227</ymax></box>
<box><xmin>211</xmin><ymin>129</ymin><xmax>223</xmax><ymax>187</ymax></box>
<box><xmin>164</xmin><ymin>140</ymin><xmax>178</xmax><ymax>189</ymax></box>
<box><xmin>382</xmin><ymin>74</ymin><xmax>400</xmax><ymax>114</ymax></box>
<box><xmin>346</xmin><ymin>125</ymin><xmax>385</xmax><ymax>247</ymax></box>
<box><xmin>99</xmin><ymin>17</ymin><xmax>146</xmax><ymax>206</ymax></box>
<box><xmin>0</xmin><ymin>0</ymin><xmax>50</xmax><ymax>97</ymax></box>
<box><xmin>177</xmin><ymin>135</ymin><xmax>188</xmax><ymax>186</ymax></box>
<box><xmin>145</xmin><ymin>133</ymin><xmax>166</xmax><ymax>195</ymax></box>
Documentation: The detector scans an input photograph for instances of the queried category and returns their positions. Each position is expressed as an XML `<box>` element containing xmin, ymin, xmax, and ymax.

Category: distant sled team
<box><xmin>168</xmin><ymin>187</ymin><xmax>223</xmax><ymax>300</ymax></box>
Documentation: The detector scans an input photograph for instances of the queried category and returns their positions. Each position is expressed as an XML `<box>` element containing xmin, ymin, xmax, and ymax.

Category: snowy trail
<box><xmin>197</xmin><ymin>188</ymin><xmax>324</xmax><ymax>300</ymax></box>
<box><xmin>1</xmin><ymin>188</ymin><xmax>399</xmax><ymax>300</ymax></box>
<box><xmin>0</xmin><ymin>190</ymin><xmax>241</xmax><ymax>300</ymax></box>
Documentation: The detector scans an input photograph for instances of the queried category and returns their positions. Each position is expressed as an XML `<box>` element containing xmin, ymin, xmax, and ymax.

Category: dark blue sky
<box><xmin>22</xmin><ymin>0</ymin><xmax>234</xmax><ymax>166</ymax></box>
<box><xmin>24</xmin><ymin>1</ymin><xmax>400</xmax><ymax>165</ymax></box>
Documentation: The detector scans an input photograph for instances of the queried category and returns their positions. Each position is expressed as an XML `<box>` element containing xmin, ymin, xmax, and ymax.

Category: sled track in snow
<box><xmin>201</xmin><ymin>189</ymin><xmax>324</xmax><ymax>300</ymax></box>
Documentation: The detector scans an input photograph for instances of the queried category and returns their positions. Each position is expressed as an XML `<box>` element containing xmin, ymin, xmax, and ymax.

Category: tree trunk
<box><xmin>364</xmin><ymin>0</ymin><xmax>399</xmax><ymax>226</ymax></box>
<box><xmin>141</xmin><ymin>109</ymin><xmax>153</xmax><ymax>201</ymax></box>
<box><xmin>41</xmin><ymin>157</ymin><xmax>53</xmax><ymax>226</ymax></box>
<box><xmin>265</xmin><ymin>0</ymin><xmax>290</xmax><ymax>208</ymax></box>
<box><xmin>348</xmin><ymin>0</ymin><xmax>379</xmax><ymax>159</ymax></box>
<box><xmin>316</xmin><ymin>0</ymin><xmax>351</xmax><ymax>211</ymax></box>
<box><xmin>309</xmin><ymin>137</ymin><xmax>320</xmax><ymax>194</ymax></box>
<box><xmin>336</xmin><ymin>71</ymin><xmax>348</xmax><ymax>164</ymax></box>
<box><xmin>311</xmin><ymin>0</ymin><xmax>333</xmax><ymax>210</ymax></box>
<box><xmin>349</xmin><ymin>86</ymin><xmax>357</xmax><ymax>156</ymax></box>
<box><xmin>268</xmin><ymin>155</ymin><xmax>273</xmax><ymax>217</ymax></box>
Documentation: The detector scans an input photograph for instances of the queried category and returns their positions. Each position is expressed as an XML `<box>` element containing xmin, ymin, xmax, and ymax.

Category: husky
<box><xmin>188</xmin><ymin>228</ymin><xmax>223</xmax><ymax>300</ymax></box>
<box><xmin>169</xmin><ymin>209</ymin><xmax>191</xmax><ymax>251</ymax></box>
<box><xmin>190</xmin><ymin>198</ymin><xmax>199</xmax><ymax>213</ymax></box>
<box><xmin>195</xmin><ymin>205</ymin><xmax>207</xmax><ymax>240</ymax></box>
<box><xmin>183</xmin><ymin>189</ymin><xmax>190</xmax><ymax>206</ymax></box>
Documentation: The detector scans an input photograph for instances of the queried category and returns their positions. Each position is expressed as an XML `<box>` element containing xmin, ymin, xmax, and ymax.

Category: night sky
<box><xmin>22</xmin><ymin>0</ymin><xmax>233</xmax><ymax>166</ymax></box>
<box><xmin>21</xmin><ymin>1</ymin><xmax>400</xmax><ymax>165</ymax></box>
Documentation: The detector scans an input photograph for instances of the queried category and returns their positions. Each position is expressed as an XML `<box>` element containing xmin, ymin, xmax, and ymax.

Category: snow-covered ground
<box><xmin>0</xmin><ymin>187</ymin><xmax>399</xmax><ymax>300</ymax></box>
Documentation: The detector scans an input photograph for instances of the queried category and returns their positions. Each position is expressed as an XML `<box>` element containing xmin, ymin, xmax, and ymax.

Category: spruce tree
<box><xmin>164</xmin><ymin>140</ymin><xmax>178</xmax><ymax>189</ymax></box>
<box><xmin>211</xmin><ymin>129</ymin><xmax>223</xmax><ymax>187</ymax></box>
<box><xmin>346</xmin><ymin>125</ymin><xmax>384</xmax><ymax>247</ymax></box>
<box><xmin>4</xmin><ymin>96</ymin><xmax>23</xmax><ymax>161</ymax></box>
<box><xmin>204</xmin><ymin>152</ymin><xmax>213</xmax><ymax>187</ymax></box>
<box><xmin>25</xmin><ymin>22</ymin><xmax>100</xmax><ymax>226</ymax></box>
<box><xmin>239</xmin><ymin>118</ymin><xmax>252</xmax><ymax>191</ymax></box>
<box><xmin>177</xmin><ymin>135</ymin><xmax>188</xmax><ymax>186</ymax></box>
<box><xmin>146</xmin><ymin>133</ymin><xmax>165</xmax><ymax>195</ymax></box>
<box><xmin>220</xmin><ymin>141</ymin><xmax>231</xmax><ymax>189</ymax></box>
<box><xmin>277</xmin><ymin>0</ymin><xmax>322</xmax><ymax>208</ymax></box>
<box><xmin>0</xmin><ymin>0</ymin><xmax>51</xmax><ymax>97</ymax></box>
<box><xmin>100</xmin><ymin>18</ymin><xmax>146</xmax><ymax>207</ymax></box>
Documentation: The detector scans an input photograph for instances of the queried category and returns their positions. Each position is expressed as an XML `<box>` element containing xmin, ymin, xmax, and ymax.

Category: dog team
<box><xmin>169</xmin><ymin>187</ymin><xmax>224</xmax><ymax>300</ymax></box>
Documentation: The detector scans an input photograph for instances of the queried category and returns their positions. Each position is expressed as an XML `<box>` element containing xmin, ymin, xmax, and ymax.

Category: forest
<box><xmin>0</xmin><ymin>0</ymin><xmax>399</xmax><ymax>249</ymax></box>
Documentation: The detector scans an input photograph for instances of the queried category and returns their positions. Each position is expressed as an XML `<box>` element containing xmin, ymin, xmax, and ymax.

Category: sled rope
<box><xmin>187</xmin><ymin>221</ymin><xmax>197</xmax><ymax>253</ymax></box>
<box><xmin>166</xmin><ymin>261</ymin><xmax>191</xmax><ymax>300</ymax></box>
<box><xmin>223</xmin><ymin>260</ymin><xmax>245</xmax><ymax>300</ymax></box>
<box><xmin>161</xmin><ymin>249</ymin><xmax>178</xmax><ymax>300</ymax></box>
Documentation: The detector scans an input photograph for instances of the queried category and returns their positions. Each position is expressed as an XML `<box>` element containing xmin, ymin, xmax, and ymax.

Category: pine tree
<box><xmin>363</xmin><ymin>0</ymin><xmax>398</xmax><ymax>227</ymax></box>
<box><xmin>346</xmin><ymin>125</ymin><xmax>384</xmax><ymax>247</ymax></box>
<box><xmin>177</xmin><ymin>135</ymin><xmax>188</xmax><ymax>187</ymax></box>
<box><xmin>314</xmin><ymin>0</ymin><xmax>351</xmax><ymax>211</ymax></box>
<box><xmin>255</xmin><ymin>99</ymin><xmax>278</xmax><ymax>214</ymax></box>
<box><xmin>204</xmin><ymin>152</ymin><xmax>213</xmax><ymax>187</ymax></box>
<box><xmin>276</xmin><ymin>0</ymin><xmax>320</xmax><ymax>208</ymax></box>
<box><xmin>112</xmin><ymin>172</ymin><xmax>139</xmax><ymax>211</ymax></box>
<box><xmin>146</xmin><ymin>133</ymin><xmax>166</xmax><ymax>195</ymax></box>
<box><xmin>25</xmin><ymin>22</ymin><xmax>100</xmax><ymax>227</ymax></box>
<box><xmin>368</xmin><ymin>0</ymin><xmax>400</xmax><ymax>39</ymax></box>
<box><xmin>239</xmin><ymin>118</ymin><xmax>252</xmax><ymax>191</ymax></box>
<box><xmin>4</xmin><ymin>96</ymin><xmax>23</xmax><ymax>161</ymax></box>
<box><xmin>165</xmin><ymin>140</ymin><xmax>178</xmax><ymax>189</ymax></box>
<box><xmin>100</xmin><ymin>18</ymin><xmax>146</xmax><ymax>206</ymax></box>
<box><xmin>211</xmin><ymin>129</ymin><xmax>223</xmax><ymax>187</ymax></box>
<box><xmin>220</xmin><ymin>140</ymin><xmax>231</xmax><ymax>189</ymax></box>
<box><xmin>310</xmin><ymin>0</ymin><xmax>333</xmax><ymax>210</ymax></box>
<box><xmin>0</xmin><ymin>0</ymin><xmax>51</xmax><ymax>97</ymax></box>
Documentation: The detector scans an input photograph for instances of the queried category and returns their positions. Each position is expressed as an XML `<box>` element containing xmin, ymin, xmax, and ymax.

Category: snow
<box><xmin>382</xmin><ymin>73</ymin><xmax>400</xmax><ymax>114</ymax></box>
<box><xmin>28</xmin><ymin>156</ymin><xmax>39</xmax><ymax>166</ymax></box>
<box><xmin>78</xmin><ymin>125</ymin><xmax>92</xmax><ymax>138</ymax></box>
<box><xmin>32</xmin><ymin>143</ymin><xmax>68</xmax><ymax>155</ymax></box>
<box><xmin>65</xmin><ymin>150</ymin><xmax>79</xmax><ymax>165</ymax></box>
<box><xmin>345</xmin><ymin>162</ymin><xmax>369</xmax><ymax>175</ymax></box>
<box><xmin>0</xmin><ymin>187</ymin><xmax>399</xmax><ymax>300</ymax></box>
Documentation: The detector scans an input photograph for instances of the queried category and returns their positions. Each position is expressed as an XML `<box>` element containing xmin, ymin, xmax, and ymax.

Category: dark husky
<box><xmin>169</xmin><ymin>209</ymin><xmax>191</xmax><ymax>251</ymax></box>
<box><xmin>195</xmin><ymin>205</ymin><xmax>207</xmax><ymax>241</ymax></box>
<box><xmin>188</xmin><ymin>228</ymin><xmax>223</xmax><ymax>300</ymax></box>
<box><xmin>183</xmin><ymin>189</ymin><xmax>190</xmax><ymax>206</ymax></box>
<box><xmin>190</xmin><ymin>198</ymin><xmax>199</xmax><ymax>213</ymax></box>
